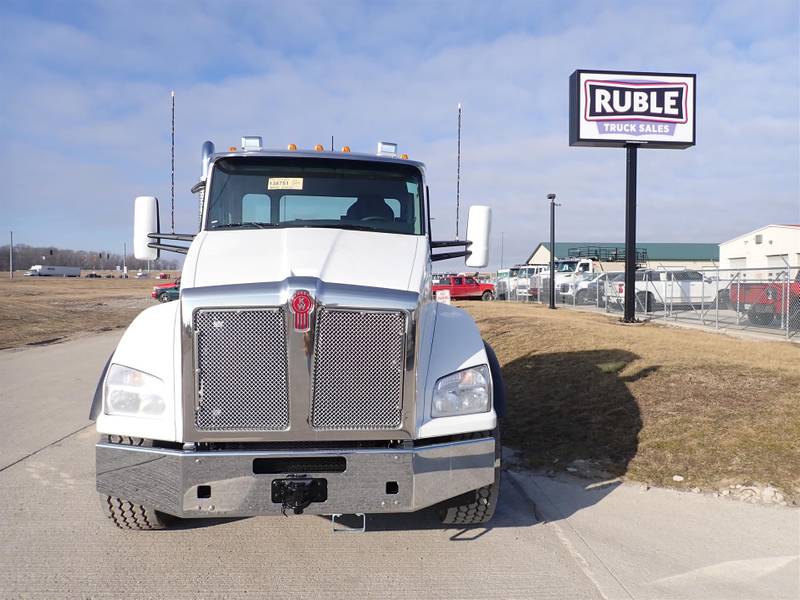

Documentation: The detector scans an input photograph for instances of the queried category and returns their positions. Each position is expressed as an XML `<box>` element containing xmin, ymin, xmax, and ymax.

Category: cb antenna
<box><xmin>170</xmin><ymin>90</ymin><xmax>175</xmax><ymax>233</ymax></box>
<box><xmin>456</xmin><ymin>102</ymin><xmax>462</xmax><ymax>239</ymax></box>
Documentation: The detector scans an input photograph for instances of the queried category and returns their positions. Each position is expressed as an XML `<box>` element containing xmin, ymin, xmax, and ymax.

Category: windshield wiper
<box><xmin>308</xmin><ymin>223</ymin><xmax>387</xmax><ymax>232</ymax></box>
<box><xmin>211</xmin><ymin>222</ymin><xmax>276</xmax><ymax>229</ymax></box>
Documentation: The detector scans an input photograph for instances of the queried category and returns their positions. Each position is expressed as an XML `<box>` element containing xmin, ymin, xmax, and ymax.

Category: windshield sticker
<box><xmin>268</xmin><ymin>177</ymin><xmax>303</xmax><ymax>190</ymax></box>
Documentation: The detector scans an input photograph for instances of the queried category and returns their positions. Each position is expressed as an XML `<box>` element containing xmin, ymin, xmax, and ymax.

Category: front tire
<box><xmin>481</xmin><ymin>290</ymin><xmax>494</xmax><ymax>301</ymax></box>
<box><xmin>99</xmin><ymin>436</ymin><xmax>177</xmax><ymax>530</ymax></box>
<box><xmin>437</xmin><ymin>426</ymin><xmax>501</xmax><ymax>525</ymax></box>
<box><xmin>158</xmin><ymin>292</ymin><xmax>170</xmax><ymax>303</ymax></box>
<box><xmin>100</xmin><ymin>495</ymin><xmax>173</xmax><ymax>530</ymax></box>
<box><xmin>747</xmin><ymin>309</ymin><xmax>775</xmax><ymax>326</ymax></box>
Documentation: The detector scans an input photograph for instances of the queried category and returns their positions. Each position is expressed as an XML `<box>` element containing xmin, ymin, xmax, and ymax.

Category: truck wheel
<box><xmin>575</xmin><ymin>289</ymin><xmax>588</xmax><ymax>305</ymax></box>
<box><xmin>100</xmin><ymin>495</ymin><xmax>173</xmax><ymax>530</ymax></box>
<box><xmin>481</xmin><ymin>291</ymin><xmax>494</xmax><ymax>301</ymax></box>
<box><xmin>158</xmin><ymin>292</ymin><xmax>170</xmax><ymax>303</ymax></box>
<box><xmin>637</xmin><ymin>291</ymin><xmax>654</xmax><ymax>312</ymax></box>
<box><xmin>747</xmin><ymin>309</ymin><xmax>774</xmax><ymax>326</ymax></box>
<box><xmin>437</xmin><ymin>426</ymin><xmax>501</xmax><ymax>525</ymax></box>
<box><xmin>99</xmin><ymin>435</ymin><xmax>176</xmax><ymax>530</ymax></box>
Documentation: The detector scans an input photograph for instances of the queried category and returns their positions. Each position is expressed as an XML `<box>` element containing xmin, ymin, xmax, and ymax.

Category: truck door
<box><xmin>465</xmin><ymin>277</ymin><xmax>481</xmax><ymax>298</ymax></box>
<box><xmin>452</xmin><ymin>276</ymin><xmax>465</xmax><ymax>298</ymax></box>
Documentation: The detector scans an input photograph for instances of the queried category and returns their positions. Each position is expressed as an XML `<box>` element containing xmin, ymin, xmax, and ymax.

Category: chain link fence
<box><xmin>495</xmin><ymin>266</ymin><xmax>800</xmax><ymax>341</ymax></box>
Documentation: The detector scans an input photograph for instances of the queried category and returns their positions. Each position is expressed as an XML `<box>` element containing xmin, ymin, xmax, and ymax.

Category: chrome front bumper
<box><xmin>95</xmin><ymin>437</ymin><xmax>496</xmax><ymax>518</ymax></box>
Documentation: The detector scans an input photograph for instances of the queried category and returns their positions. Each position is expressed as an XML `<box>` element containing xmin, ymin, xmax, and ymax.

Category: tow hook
<box><xmin>271</xmin><ymin>477</ymin><xmax>327</xmax><ymax>515</ymax></box>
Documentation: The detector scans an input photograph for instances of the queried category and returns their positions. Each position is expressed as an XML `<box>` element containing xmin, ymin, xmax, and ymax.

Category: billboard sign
<box><xmin>569</xmin><ymin>70</ymin><xmax>696</xmax><ymax>149</ymax></box>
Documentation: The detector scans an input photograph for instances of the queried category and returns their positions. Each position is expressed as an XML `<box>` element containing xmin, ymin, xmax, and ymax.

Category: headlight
<box><xmin>432</xmin><ymin>365</ymin><xmax>491</xmax><ymax>418</ymax></box>
<box><xmin>104</xmin><ymin>364</ymin><xmax>166</xmax><ymax>417</ymax></box>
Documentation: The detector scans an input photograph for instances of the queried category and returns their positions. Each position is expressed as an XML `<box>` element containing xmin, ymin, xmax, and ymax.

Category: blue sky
<box><xmin>1</xmin><ymin>0</ymin><xmax>798</xmax><ymax>270</ymax></box>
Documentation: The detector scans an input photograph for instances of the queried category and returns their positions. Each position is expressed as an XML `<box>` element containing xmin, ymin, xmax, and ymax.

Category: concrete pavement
<box><xmin>0</xmin><ymin>333</ymin><xmax>797</xmax><ymax>598</ymax></box>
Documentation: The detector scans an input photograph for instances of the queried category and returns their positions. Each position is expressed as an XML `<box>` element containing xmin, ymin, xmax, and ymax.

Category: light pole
<box><xmin>8</xmin><ymin>231</ymin><xmax>13</xmax><ymax>278</ymax></box>
<box><xmin>547</xmin><ymin>193</ymin><xmax>559</xmax><ymax>309</ymax></box>
<box><xmin>500</xmin><ymin>231</ymin><xmax>504</xmax><ymax>269</ymax></box>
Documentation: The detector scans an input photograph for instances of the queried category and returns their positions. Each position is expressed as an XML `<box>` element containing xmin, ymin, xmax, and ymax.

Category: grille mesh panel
<box><xmin>194</xmin><ymin>309</ymin><xmax>289</xmax><ymax>431</ymax></box>
<box><xmin>311</xmin><ymin>309</ymin><xmax>405</xmax><ymax>430</ymax></box>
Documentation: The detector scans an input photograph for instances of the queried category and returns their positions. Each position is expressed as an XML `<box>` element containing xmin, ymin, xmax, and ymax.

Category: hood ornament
<box><xmin>289</xmin><ymin>290</ymin><xmax>315</xmax><ymax>332</ymax></box>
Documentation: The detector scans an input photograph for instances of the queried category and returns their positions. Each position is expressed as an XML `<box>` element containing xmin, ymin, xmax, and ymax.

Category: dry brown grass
<box><xmin>0</xmin><ymin>276</ymin><xmax>158</xmax><ymax>349</ymax></box>
<box><xmin>461</xmin><ymin>301</ymin><xmax>800</xmax><ymax>501</ymax></box>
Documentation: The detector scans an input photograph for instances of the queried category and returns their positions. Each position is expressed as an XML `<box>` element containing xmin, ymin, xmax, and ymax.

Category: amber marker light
<box><xmin>341</xmin><ymin>146</ymin><xmax>351</xmax><ymax>153</ymax></box>
<box><xmin>228</xmin><ymin>146</ymin><xmax>237</xmax><ymax>152</ymax></box>
<box><xmin>314</xmin><ymin>144</ymin><xmax>324</xmax><ymax>152</ymax></box>
<box><xmin>400</xmin><ymin>153</ymin><xmax>409</xmax><ymax>159</ymax></box>
<box><xmin>287</xmin><ymin>143</ymin><xmax>297</xmax><ymax>151</ymax></box>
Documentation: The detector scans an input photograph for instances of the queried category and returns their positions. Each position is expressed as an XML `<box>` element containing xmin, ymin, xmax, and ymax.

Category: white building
<box><xmin>719</xmin><ymin>224</ymin><xmax>800</xmax><ymax>278</ymax></box>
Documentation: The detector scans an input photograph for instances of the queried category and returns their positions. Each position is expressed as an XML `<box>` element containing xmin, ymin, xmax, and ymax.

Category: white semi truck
<box><xmin>25</xmin><ymin>265</ymin><xmax>81</xmax><ymax>277</ymax></box>
<box><xmin>91</xmin><ymin>137</ymin><xmax>504</xmax><ymax>530</ymax></box>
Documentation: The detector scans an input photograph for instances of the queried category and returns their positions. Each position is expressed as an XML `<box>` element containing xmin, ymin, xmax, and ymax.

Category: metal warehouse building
<box><xmin>526</xmin><ymin>242</ymin><xmax>719</xmax><ymax>271</ymax></box>
<box><xmin>719</xmin><ymin>224</ymin><xmax>800</xmax><ymax>277</ymax></box>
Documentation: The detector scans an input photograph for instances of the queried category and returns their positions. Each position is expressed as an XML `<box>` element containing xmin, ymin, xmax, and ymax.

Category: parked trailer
<box><xmin>91</xmin><ymin>137</ymin><xmax>504</xmax><ymax>531</ymax></box>
<box><xmin>24</xmin><ymin>265</ymin><xmax>81</xmax><ymax>277</ymax></box>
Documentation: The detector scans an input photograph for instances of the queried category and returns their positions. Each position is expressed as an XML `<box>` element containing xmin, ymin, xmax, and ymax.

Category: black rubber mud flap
<box><xmin>483</xmin><ymin>340</ymin><xmax>506</xmax><ymax>418</ymax></box>
<box><xmin>89</xmin><ymin>354</ymin><xmax>113</xmax><ymax>421</ymax></box>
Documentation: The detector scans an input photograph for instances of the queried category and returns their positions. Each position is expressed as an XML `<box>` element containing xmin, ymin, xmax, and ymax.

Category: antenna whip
<box><xmin>171</xmin><ymin>90</ymin><xmax>175</xmax><ymax>233</ymax></box>
<box><xmin>456</xmin><ymin>102</ymin><xmax>462</xmax><ymax>239</ymax></box>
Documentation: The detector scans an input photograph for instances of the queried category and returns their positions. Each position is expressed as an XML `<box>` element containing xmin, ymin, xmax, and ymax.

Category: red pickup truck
<box><xmin>433</xmin><ymin>275</ymin><xmax>495</xmax><ymax>301</ymax></box>
<box><xmin>729</xmin><ymin>272</ymin><xmax>800</xmax><ymax>327</ymax></box>
<box><xmin>151</xmin><ymin>278</ymin><xmax>180</xmax><ymax>302</ymax></box>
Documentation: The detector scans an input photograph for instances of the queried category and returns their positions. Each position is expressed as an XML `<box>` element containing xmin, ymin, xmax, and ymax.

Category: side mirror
<box><xmin>134</xmin><ymin>196</ymin><xmax>160</xmax><ymax>260</ymax></box>
<box><xmin>465</xmin><ymin>205</ymin><xmax>491</xmax><ymax>268</ymax></box>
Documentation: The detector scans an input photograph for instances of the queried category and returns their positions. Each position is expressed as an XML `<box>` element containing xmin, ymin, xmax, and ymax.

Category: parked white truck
<box><xmin>606</xmin><ymin>269</ymin><xmax>721</xmax><ymax>311</ymax></box>
<box><xmin>531</xmin><ymin>258</ymin><xmax>601</xmax><ymax>301</ymax></box>
<box><xmin>25</xmin><ymin>265</ymin><xmax>81</xmax><ymax>277</ymax></box>
<box><xmin>91</xmin><ymin>138</ymin><xmax>504</xmax><ymax>530</ymax></box>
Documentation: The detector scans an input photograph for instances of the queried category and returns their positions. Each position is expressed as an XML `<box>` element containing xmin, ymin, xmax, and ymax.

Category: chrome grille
<box><xmin>194</xmin><ymin>308</ymin><xmax>289</xmax><ymax>431</ymax></box>
<box><xmin>311</xmin><ymin>309</ymin><xmax>405</xmax><ymax>430</ymax></box>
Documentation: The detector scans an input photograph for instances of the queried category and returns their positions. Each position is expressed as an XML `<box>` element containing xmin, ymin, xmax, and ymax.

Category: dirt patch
<box><xmin>0</xmin><ymin>277</ymin><xmax>159</xmax><ymax>349</ymax></box>
<box><xmin>462</xmin><ymin>301</ymin><xmax>800</xmax><ymax>503</ymax></box>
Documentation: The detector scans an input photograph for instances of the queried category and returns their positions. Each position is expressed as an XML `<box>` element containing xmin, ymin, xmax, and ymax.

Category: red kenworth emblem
<box><xmin>289</xmin><ymin>290</ymin><xmax>315</xmax><ymax>332</ymax></box>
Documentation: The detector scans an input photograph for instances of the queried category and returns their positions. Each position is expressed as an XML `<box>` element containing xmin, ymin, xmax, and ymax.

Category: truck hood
<box><xmin>182</xmin><ymin>228</ymin><xmax>429</xmax><ymax>292</ymax></box>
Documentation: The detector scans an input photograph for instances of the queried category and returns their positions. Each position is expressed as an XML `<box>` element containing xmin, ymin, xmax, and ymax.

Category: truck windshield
<box><xmin>206</xmin><ymin>157</ymin><xmax>424</xmax><ymax>235</ymax></box>
<box><xmin>556</xmin><ymin>262</ymin><xmax>577</xmax><ymax>272</ymax></box>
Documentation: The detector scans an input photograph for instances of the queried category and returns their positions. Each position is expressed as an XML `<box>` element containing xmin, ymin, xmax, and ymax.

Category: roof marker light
<box><xmin>287</xmin><ymin>143</ymin><xmax>297</xmax><ymax>151</ymax></box>
<box><xmin>241</xmin><ymin>136</ymin><xmax>263</xmax><ymax>151</ymax></box>
<box><xmin>341</xmin><ymin>146</ymin><xmax>351</xmax><ymax>153</ymax></box>
<box><xmin>314</xmin><ymin>144</ymin><xmax>324</xmax><ymax>152</ymax></box>
<box><xmin>377</xmin><ymin>141</ymin><xmax>398</xmax><ymax>157</ymax></box>
<box><xmin>228</xmin><ymin>146</ymin><xmax>237</xmax><ymax>152</ymax></box>
<box><xmin>400</xmin><ymin>153</ymin><xmax>409</xmax><ymax>159</ymax></box>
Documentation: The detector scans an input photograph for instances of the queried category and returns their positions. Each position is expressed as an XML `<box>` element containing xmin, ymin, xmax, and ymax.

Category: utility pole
<box><xmin>123</xmin><ymin>242</ymin><xmax>127</xmax><ymax>276</ymax></box>
<box><xmin>500</xmin><ymin>231</ymin><xmax>504</xmax><ymax>269</ymax></box>
<box><xmin>547</xmin><ymin>193</ymin><xmax>559</xmax><ymax>309</ymax></box>
<box><xmin>8</xmin><ymin>231</ymin><xmax>13</xmax><ymax>278</ymax></box>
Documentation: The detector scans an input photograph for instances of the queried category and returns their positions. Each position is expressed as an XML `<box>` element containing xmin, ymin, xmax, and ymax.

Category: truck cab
<box><xmin>92</xmin><ymin>138</ymin><xmax>503</xmax><ymax>529</ymax></box>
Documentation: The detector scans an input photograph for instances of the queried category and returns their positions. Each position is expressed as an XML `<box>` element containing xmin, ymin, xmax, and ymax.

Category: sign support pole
<box><xmin>623</xmin><ymin>144</ymin><xmax>638</xmax><ymax>323</ymax></box>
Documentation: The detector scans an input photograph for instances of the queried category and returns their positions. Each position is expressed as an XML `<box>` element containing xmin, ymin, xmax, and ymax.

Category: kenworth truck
<box><xmin>90</xmin><ymin>137</ymin><xmax>504</xmax><ymax>530</ymax></box>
